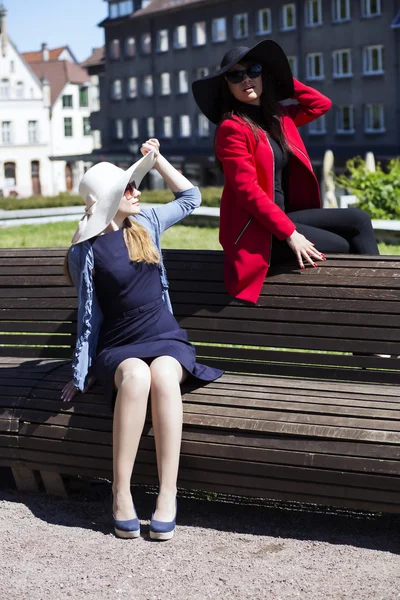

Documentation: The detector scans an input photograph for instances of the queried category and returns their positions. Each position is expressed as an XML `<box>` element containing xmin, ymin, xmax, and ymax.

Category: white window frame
<box><xmin>0</xmin><ymin>78</ymin><xmax>10</xmax><ymax>99</ymax></box>
<box><xmin>179</xmin><ymin>115</ymin><xmax>191</xmax><ymax>138</ymax></box>
<box><xmin>306</xmin><ymin>53</ymin><xmax>324</xmax><ymax>80</ymax></box>
<box><xmin>233</xmin><ymin>13</ymin><xmax>248</xmax><ymax>39</ymax></box>
<box><xmin>160</xmin><ymin>72</ymin><xmax>171</xmax><ymax>96</ymax></box>
<box><xmin>198</xmin><ymin>114</ymin><xmax>210</xmax><ymax>137</ymax></box>
<box><xmin>28</xmin><ymin>120</ymin><xmax>39</xmax><ymax>143</ymax></box>
<box><xmin>332</xmin><ymin>49</ymin><xmax>352</xmax><ymax>78</ymax></box>
<box><xmin>114</xmin><ymin>119</ymin><xmax>124</xmax><ymax>140</ymax></box>
<box><xmin>363</xmin><ymin>45</ymin><xmax>384</xmax><ymax>75</ymax></box>
<box><xmin>146</xmin><ymin>117</ymin><xmax>155</xmax><ymax>138</ymax></box>
<box><xmin>125</xmin><ymin>37</ymin><xmax>135</xmax><ymax>58</ymax></box>
<box><xmin>141</xmin><ymin>33</ymin><xmax>152</xmax><ymax>55</ymax></box>
<box><xmin>64</xmin><ymin>117</ymin><xmax>73</xmax><ymax>138</ymax></box>
<box><xmin>308</xmin><ymin>115</ymin><xmax>327</xmax><ymax>135</ymax></box>
<box><xmin>287</xmin><ymin>56</ymin><xmax>298</xmax><ymax>78</ymax></box>
<box><xmin>1</xmin><ymin>121</ymin><xmax>12</xmax><ymax>144</ymax></box>
<box><xmin>193</xmin><ymin>21</ymin><xmax>206</xmax><ymax>46</ymax></box>
<box><xmin>157</xmin><ymin>29</ymin><xmax>169</xmax><ymax>53</ymax></box>
<box><xmin>173</xmin><ymin>25</ymin><xmax>187</xmax><ymax>49</ymax></box>
<box><xmin>336</xmin><ymin>105</ymin><xmax>355</xmax><ymax>134</ymax></box>
<box><xmin>127</xmin><ymin>77</ymin><xmax>137</xmax><ymax>99</ymax></box>
<box><xmin>16</xmin><ymin>82</ymin><xmax>24</xmax><ymax>99</ymax></box>
<box><xmin>83</xmin><ymin>117</ymin><xmax>91</xmax><ymax>137</ymax></box>
<box><xmin>178</xmin><ymin>70</ymin><xmax>189</xmax><ymax>94</ymax></box>
<box><xmin>212</xmin><ymin>18</ymin><xmax>227</xmax><ymax>42</ymax></box>
<box><xmin>111</xmin><ymin>79</ymin><xmax>122</xmax><ymax>100</ymax></box>
<box><xmin>161</xmin><ymin>116</ymin><xmax>173</xmax><ymax>138</ymax></box>
<box><xmin>143</xmin><ymin>75</ymin><xmax>153</xmax><ymax>97</ymax></box>
<box><xmin>305</xmin><ymin>0</ymin><xmax>322</xmax><ymax>27</ymax></box>
<box><xmin>129</xmin><ymin>118</ymin><xmax>139</xmax><ymax>139</ymax></box>
<box><xmin>256</xmin><ymin>8</ymin><xmax>272</xmax><ymax>35</ymax></box>
<box><xmin>282</xmin><ymin>4</ymin><xmax>296</xmax><ymax>31</ymax></box>
<box><xmin>361</xmin><ymin>0</ymin><xmax>381</xmax><ymax>18</ymax></box>
<box><xmin>364</xmin><ymin>103</ymin><xmax>385</xmax><ymax>133</ymax></box>
<box><xmin>109</xmin><ymin>39</ymin><xmax>120</xmax><ymax>60</ymax></box>
<box><xmin>196</xmin><ymin>67</ymin><xmax>209</xmax><ymax>79</ymax></box>
<box><xmin>332</xmin><ymin>0</ymin><xmax>351</xmax><ymax>22</ymax></box>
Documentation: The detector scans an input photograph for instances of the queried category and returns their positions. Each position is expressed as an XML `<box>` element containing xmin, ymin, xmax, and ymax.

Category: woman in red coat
<box><xmin>192</xmin><ymin>41</ymin><xmax>379</xmax><ymax>304</ymax></box>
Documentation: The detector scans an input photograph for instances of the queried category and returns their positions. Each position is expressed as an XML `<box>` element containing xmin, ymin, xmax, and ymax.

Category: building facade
<box><xmin>93</xmin><ymin>0</ymin><xmax>400</xmax><ymax>184</ymax></box>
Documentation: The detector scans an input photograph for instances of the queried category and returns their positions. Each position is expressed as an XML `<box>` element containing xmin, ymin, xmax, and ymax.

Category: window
<box><xmin>127</xmin><ymin>77</ymin><xmax>137</xmax><ymax>99</ymax></box>
<box><xmin>257</xmin><ymin>8</ymin><xmax>272</xmax><ymax>34</ymax></box>
<box><xmin>305</xmin><ymin>0</ymin><xmax>322</xmax><ymax>26</ymax></box>
<box><xmin>282</xmin><ymin>4</ymin><xmax>296</xmax><ymax>30</ymax></box>
<box><xmin>10</xmin><ymin>60</ymin><xmax>15</xmax><ymax>73</ymax></box>
<box><xmin>62</xmin><ymin>94</ymin><xmax>73</xmax><ymax>108</ymax></box>
<box><xmin>2</xmin><ymin>121</ymin><xmax>12</xmax><ymax>144</ymax></box>
<box><xmin>111</xmin><ymin>79</ymin><xmax>122</xmax><ymax>100</ymax></box>
<box><xmin>4</xmin><ymin>162</ymin><xmax>16</xmax><ymax>184</ymax></box>
<box><xmin>0</xmin><ymin>78</ymin><xmax>10</xmax><ymax>99</ymax></box>
<box><xmin>306</xmin><ymin>53</ymin><xmax>324</xmax><ymax>80</ymax></box>
<box><xmin>287</xmin><ymin>56</ymin><xmax>298</xmax><ymax>78</ymax></box>
<box><xmin>333</xmin><ymin>0</ymin><xmax>351</xmax><ymax>22</ymax></box>
<box><xmin>336</xmin><ymin>105</ymin><xmax>354</xmax><ymax>133</ymax></box>
<box><xmin>109</xmin><ymin>39</ymin><xmax>120</xmax><ymax>60</ymax></box>
<box><xmin>212</xmin><ymin>18</ymin><xmax>227</xmax><ymax>42</ymax></box>
<box><xmin>31</xmin><ymin>161</ymin><xmax>40</xmax><ymax>177</ymax></box>
<box><xmin>109</xmin><ymin>0</ymin><xmax>133</xmax><ymax>18</ymax></box>
<box><xmin>64</xmin><ymin>117</ymin><xmax>73</xmax><ymax>137</ymax></box>
<box><xmin>198</xmin><ymin>114</ymin><xmax>210</xmax><ymax>137</ymax></box>
<box><xmin>28</xmin><ymin>121</ymin><xmax>39</xmax><ymax>143</ymax></box>
<box><xmin>178</xmin><ymin>70</ymin><xmax>188</xmax><ymax>94</ymax></box>
<box><xmin>179</xmin><ymin>115</ymin><xmax>191</xmax><ymax>137</ymax></box>
<box><xmin>332</xmin><ymin>49</ymin><xmax>352</xmax><ymax>77</ymax></box>
<box><xmin>174</xmin><ymin>25</ymin><xmax>187</xmax><ymax>49</ymax></box>
<box><xmin>113</xmin><ymin>119</ymin><xmax>124</xmax><ymax>139</ymax></box>
<box><xmin>193</xmin><ymin>22</ymin><xmax>206</xmax><ymax>46</ymax></box>
<box><xmin>308</xmin><ymin>115</ymin><xmax>326</xmax><ymax>135</ymax></box>
<box><xmin>16</xmin><ymin>82</ymin><xmax>24</xmax><ymax>99</ymax></box>
<box><xmin>147</xmin><ymin>117</ymin><xmax>155</xmax><ymax>137</ymax></box>
<box><xmin>83</xmin><ymin>117</ymin><xmax>91</xmax><ymax>136</ymax></box>
<box><xmin>161</xmin><ymin>116</ymin><xmax>173</xmax><ymax>138</ymax></box>
<box><xmin>160</xmin><ymin>73</ymin><xmax>171</xmax><ymax>96</ymax></box>
<box><xmin>141</xmin><ymin>33</ymin><xmax>152</xmax><ymax>54</ymax></box>
<box><xmin>363</xmin><ymin>45</ymin><xmax>384</xmax><ymax>75</ymax></box>
<box><xmin>143</xmin><ymin>75</ymin><xmax>153</xmax><ymax>97</ymax></box>
<box><xmin>233</xmin><ymin>13</ymin><xmax>248</xmax><ymax>39</ymax></box>
<box><xmin>79</xmin><ymin>86</ymin><xmax>89</xmax><ymax>107</ymax></box>
<box><xmin>365</xmin><ymin>103</ymin><xmax>385</xmax><ymax>132</ymax></box>
<box><xmin>129</xmin><ymin>118</ymin><xmax>139</xmax><ymax>139</ymax></box>
<box><xmin>125</xmin><ymin>37</ymin><xmax>136</xmax><ymax>57</ymax></box>
<box><xmin>157</xmin><ymin>29</ymin><xmax>169</xmax><ymax>52</ymax></box>
<box><xmin>362</xmin><ymin>0</ymin><xmax>381</xmax><ymax>17</ymax></box>
<box><xmin>196</xmin><ymin>67</ymin><xmax>209</xmax><ymax>79</ymax></box>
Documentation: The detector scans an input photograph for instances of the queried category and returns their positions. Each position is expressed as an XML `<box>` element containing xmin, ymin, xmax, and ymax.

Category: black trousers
<box><xmin>271</xmin><ymin>208</ymin><xmax>379</xmax><ymax>265</ymax></box>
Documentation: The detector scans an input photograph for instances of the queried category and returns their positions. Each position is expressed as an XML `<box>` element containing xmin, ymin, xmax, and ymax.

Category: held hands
<box><xmin>61</xmin><ymin>375</ymin><xmax>97</xmax><ymax>403</ymax></box>
<box><xmin>141</xmin><ymin>138</ymin><xmax>160</xmax><ymax>160</ymax></box>
<box><xmin>286</xmin><ymin>230</ymin><xmax>326</xmax><ymax>269</ymax></box>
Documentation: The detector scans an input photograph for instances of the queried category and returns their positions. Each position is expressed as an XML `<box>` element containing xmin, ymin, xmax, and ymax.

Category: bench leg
<box><xmin>11</xmin><ymin>466</ymin><xmax>40</xmax><ymax>492</ymax></box>
<box><xmin>40</xmin><ymin>471</ymin><xmax>67</xmax><ymax>497</ymax></box>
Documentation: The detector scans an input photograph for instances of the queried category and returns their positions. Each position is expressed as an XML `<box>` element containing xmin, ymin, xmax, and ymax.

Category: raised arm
<box><xmin>284</xmin><ymin>78</ymin><xmax>332</xmax><ymax>128</ymax></box>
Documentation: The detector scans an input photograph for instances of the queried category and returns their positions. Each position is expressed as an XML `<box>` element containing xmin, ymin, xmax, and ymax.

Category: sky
<box><xmin>6</xmin><ymin>0</ymin><xmax>108</xmax><ymax>62</ymax></box>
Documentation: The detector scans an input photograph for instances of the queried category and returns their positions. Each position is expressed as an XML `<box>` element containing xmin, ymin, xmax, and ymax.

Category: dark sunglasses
<box><xmin>125</xmin><ymin>181</ymin><xmax>136</xmax><ymax>194</ymax></box>
<box><xmin>225</xmin><ymin>64</ymin><xmax>263</xmax><ymax>84</ymax></box>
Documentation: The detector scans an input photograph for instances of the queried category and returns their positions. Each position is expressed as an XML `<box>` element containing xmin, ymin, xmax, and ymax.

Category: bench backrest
<box><xmin>0</xmin><ymin>248</ymin><xmax>399</xmax><ymax>384</ymax></box>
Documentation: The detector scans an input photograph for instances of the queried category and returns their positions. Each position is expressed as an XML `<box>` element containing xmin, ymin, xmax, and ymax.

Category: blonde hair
<box><xmin>63</xmin><ymin>218</ymin><xmax>160</xmax><ymax>286</ymax></box>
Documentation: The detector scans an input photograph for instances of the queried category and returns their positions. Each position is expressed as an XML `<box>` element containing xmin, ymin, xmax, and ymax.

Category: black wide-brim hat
<box><xmin>192</xmin><ymin>39</ymin><xmax>294</xmax><ymax>124</ymax></box>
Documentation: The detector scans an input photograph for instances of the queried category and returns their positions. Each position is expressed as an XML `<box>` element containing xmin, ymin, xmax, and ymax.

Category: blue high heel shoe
<box><xmin>149</xmin><ymin>499</ymin><xmax>177</xmax><ymax>541</ymax></box>
<box><xmin>112</xmin><ymin>498</ymin><xmax>140</xmax><ymax>539</ymax></box>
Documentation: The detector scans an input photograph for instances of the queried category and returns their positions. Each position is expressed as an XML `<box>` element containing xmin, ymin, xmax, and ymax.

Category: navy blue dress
<box><xmin>92</xmin><ymin>228</ymin><xmax>223</xmax><ymax>404</ymax></box>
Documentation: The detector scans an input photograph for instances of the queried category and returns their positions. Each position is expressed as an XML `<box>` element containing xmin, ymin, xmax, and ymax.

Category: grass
<box><xmin>0</xmin><ymin>220</ymin><xmax>399</xmax><ymax>254</ymax></box>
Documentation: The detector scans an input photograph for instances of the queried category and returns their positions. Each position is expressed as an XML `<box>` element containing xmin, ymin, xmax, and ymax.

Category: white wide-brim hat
<box><xmin>71</xmin><ymin>151</ymin><xmax>156</xmax><ymax>245</ymax></box>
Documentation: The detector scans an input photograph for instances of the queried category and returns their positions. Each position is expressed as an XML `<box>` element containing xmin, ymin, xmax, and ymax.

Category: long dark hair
<box><xmin>214</xmin><ymin>63</ymin><xmax>290</xmax><ymax>170</ymax></box>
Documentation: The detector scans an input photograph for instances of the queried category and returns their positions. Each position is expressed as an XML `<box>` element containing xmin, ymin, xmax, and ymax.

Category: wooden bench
<box><xmin>1</xmin><ymin>248</ymin><xmax>400</xmax><ymax>512</ymax></box>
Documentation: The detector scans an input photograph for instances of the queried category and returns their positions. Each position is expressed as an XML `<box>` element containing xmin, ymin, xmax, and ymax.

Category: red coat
<box><xmin>215</xmin><ymin>78</ymin><xmax>332</xmax><ymax>304</ymax></box>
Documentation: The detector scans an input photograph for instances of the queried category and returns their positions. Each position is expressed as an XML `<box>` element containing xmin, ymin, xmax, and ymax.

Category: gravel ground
<box><xmin>1</xmin><ymin>475</ymin><xmax>399</xmax><ymax>600</ymax></box>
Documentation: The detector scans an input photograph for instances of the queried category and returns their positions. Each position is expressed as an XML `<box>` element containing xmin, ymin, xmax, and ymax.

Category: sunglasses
<box><xmin>125</xmin><ymin>181</ymin><xmax>136</xmax><ymax>194</ymax></box>
<box><xmin>225</xmin><ymin>64</ymin><xmax>263</xmax><ymax>84</ymax></box>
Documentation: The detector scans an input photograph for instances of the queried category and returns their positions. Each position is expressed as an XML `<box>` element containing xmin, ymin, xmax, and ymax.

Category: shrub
<box><xmin>335</xmin><ymin>157</ymin><xmax>400</xmax><ymax>220</ymax></box>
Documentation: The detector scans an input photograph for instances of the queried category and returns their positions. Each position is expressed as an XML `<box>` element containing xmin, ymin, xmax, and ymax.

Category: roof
<box><xmin>100</xmin><ymin>0</ymin><xmax>208</xmax><ymax>24</ymax></box>
<box><xmin>28</xmin><ymin>60</ymin><xmax>90</xmax><ymax>106</ymax></box>
<box><xmin>22</xmin><ymin>46</ymin><xmax>71</xmax><ymax>63</ymax></box>
<box><xmin>81</xmin><ymin>46</ymin><xmax>105</xmax><ymax>68</ymax></box>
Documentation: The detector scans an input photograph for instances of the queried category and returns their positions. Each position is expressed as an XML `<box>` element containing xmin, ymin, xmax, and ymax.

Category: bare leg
<box><xmin>150</xmin><ymin>356</ymin><xmax>188</xmax><ymax>522</ymax></box>
<box><xmin>112</xmin><ymin>357</ymin><xmax>151</xmax><ymax>521</ymax></box>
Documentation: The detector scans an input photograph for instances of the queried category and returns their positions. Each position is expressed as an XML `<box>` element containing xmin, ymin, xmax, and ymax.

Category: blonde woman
<box><xmin>62</xmin><ymin>139</ymin><xmax>223</xmax><ymax>540</ymax></box>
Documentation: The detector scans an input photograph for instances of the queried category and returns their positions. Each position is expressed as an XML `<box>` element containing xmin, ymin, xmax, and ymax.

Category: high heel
<box><xmin>149</xmin><ymin>499</ymin><xmax>177</xmax><ymax>541</ymax></box>
<box><xmin>112</xmin><ymin>496</ymin><xmax>140</xmax><ymax>539</ymax></box>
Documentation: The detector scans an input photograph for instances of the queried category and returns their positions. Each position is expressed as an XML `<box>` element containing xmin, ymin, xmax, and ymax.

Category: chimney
<box><xmin>0</xmin><ymin>3</ymin><xmax>7</xmax><ymax>58</ymax></box>
<box><xmin>41</xmin><ymin>42</ymin><xmax>49</xmax><ymax>62</ymax></box>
